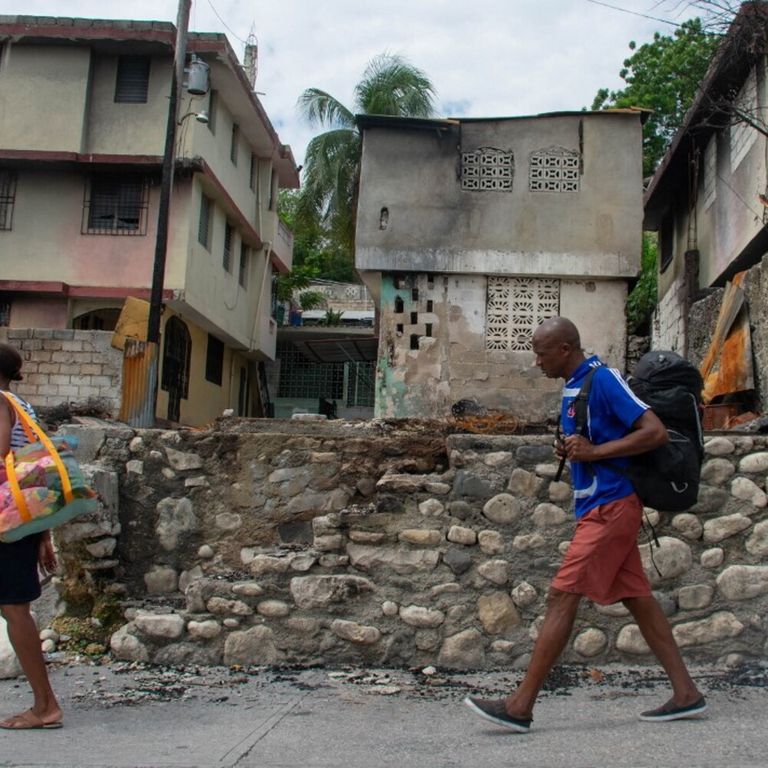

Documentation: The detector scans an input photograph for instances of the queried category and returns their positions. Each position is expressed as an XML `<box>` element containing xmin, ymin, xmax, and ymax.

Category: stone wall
<box><xmin>0</xmin><ymin>328</ymin><xmax>122</xmax><ymax>415</ymax></box>
<box><xmin>54</xmin><ymin>420</ymin><xmax>768</xmax><ymax>670</ymax></box>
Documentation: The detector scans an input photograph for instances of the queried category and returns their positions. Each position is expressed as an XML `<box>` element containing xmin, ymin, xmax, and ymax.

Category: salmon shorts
<box><xmin>551</xmin><ymin>493</ymin><xmax>652</xmax><ymax>605</ymax></box>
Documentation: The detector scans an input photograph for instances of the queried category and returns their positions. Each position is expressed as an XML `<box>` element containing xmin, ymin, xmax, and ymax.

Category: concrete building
<box><xmin>0</xmin><ymin>16</ymin><xmax>298</xmax><ymax>425</ymax></box>
<box><xmin>643</xmin><ymin>3</ymin><xmax>768</xmax><ymax>418</ymax></box>
<box><xmin>355</xmin><ymin>111</ymin><xmax>646</xmax><ymax>421</ymax></box>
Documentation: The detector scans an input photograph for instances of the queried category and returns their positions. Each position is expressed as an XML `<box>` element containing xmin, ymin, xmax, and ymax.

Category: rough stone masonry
<box><xmin>50</xmin><ymin>418</ymin><xmax>768</xmax><ymax>670</ymax></box>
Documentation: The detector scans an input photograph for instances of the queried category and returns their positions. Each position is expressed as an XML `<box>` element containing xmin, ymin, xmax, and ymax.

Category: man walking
<box><xmin>464</xmin><ymin>317</ymin><xmax>706</xmax><ymax>733</ymax></box>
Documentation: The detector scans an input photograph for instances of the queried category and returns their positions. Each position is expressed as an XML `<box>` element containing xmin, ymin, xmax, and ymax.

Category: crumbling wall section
<box><xmin>55</xmin><ymin>421</ymin><xmax>768</xmax><ymax>670</ymax></box>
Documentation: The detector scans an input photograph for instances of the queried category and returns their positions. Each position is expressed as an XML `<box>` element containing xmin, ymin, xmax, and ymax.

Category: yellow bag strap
<box><xmin>1</xmin><ymin>392</ymin><xmax>73</xmax><ymax>511</ymax></box>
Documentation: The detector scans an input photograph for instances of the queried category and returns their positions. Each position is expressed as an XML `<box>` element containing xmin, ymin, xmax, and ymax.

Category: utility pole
<box><xmin>143</xmin><ymin>0</ymin><xmax>192</xmax><ymax>423</ymax></box>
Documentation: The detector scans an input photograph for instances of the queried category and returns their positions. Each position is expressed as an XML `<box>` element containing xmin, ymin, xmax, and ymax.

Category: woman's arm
<box><xmin>0</xmin><ymin>396</ymin><xmax>12</xmax><ymax>457</ymax></box>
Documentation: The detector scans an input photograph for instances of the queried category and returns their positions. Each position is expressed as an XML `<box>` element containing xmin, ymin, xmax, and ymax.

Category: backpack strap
<box><xmin>572</xmin><ymin>365</ymin><xmax>601</xmax><ymax>438</ymax></box>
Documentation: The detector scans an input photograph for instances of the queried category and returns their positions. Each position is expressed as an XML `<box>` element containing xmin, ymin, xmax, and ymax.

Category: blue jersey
<box><xmin>561</xmin><ymin>355</ymin><xmax>648</xmax><ymax>519</ymax></box>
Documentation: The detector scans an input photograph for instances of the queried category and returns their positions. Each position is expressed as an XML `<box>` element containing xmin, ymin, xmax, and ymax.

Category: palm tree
<box><xmin>298</xmin><ymin>53</ymin><xmax>437</xmax><ymax>253</ymax></box>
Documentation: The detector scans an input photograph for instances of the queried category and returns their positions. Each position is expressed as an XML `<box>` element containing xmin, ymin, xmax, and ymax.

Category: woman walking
<box><xmin>0</xmin><ymin>342</ymin><xmax>62</xmax><ymax>730</ymax></box>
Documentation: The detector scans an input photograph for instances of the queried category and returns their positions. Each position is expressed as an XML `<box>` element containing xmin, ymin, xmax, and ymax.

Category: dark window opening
<box><xmin>379</xmin><ymin>207</ymin><xmax>389</xmax><ymax>229</ymax></box>
<box><xmin>426</xmin><ymin>300</ymin><xmax>433</xmax><ymax>312</ymax></box>
<box><xmin>412</xmin><ymin>288</ymin><xmax>419</xmax><ymax>301</ymax></box>
<box><xmin>115</xmin><ymin>56</ymin><xmax>150</xmax><ymax>103</ymax></box>
<box><xmin>249</xmin><ymin>153</ymin><xmax>256</xmax><ymax>190</ymax></box>
<box><xmin>410</xmin><ymin>311</ymin><xmax>418</xmax><ymax>324</ymax></box>
<box><xmin>73</xmin><ymin>308</ymin><xmax>121</xmax><ymax>331</ymax></box>
<box><xmin>230</xmin><ymin>124</ymin><xmax>239</xmax><ymax>165</ymax></box>
<box><xmin>268</xmin><ymin>169</ymin><xmax>276</xmax><ymax>210</ymax></box>
<box><xmin>396</xmin><ymin>324</ymin><xmax>404</xmax><ymax>334</ymax></box>
<box><xmin>427</xmin><ymin>274</ymin><xmax>434</xmax><ymax>286</ymax></box>
<box><xmin>660</xmin><ymin>212</ymin><xmax>674</xmax><ymax>272</ymax></box>
<box><xmin>198</xmin><ymin>194</ymin><xmax>212</xmax><ymax>249</ymax></box>
<box><xmin>394</xmin><ymin>296</ymin><xmax>404</xmax><ymax>313</ymax></box>
<box><xmin>393</xmin><ymin>274</ymin><xmax>404</xmax><ymax>289</ymax></box>
<box><xmin>410</xmin><ymin>335</ymin><xmax>419</xmax><ymax>350</ymax></box>
<box><xmin>223</xmin><ymin>222</ymin><xmax>234</xmax><ymax>272</ymax></box>
<box><xmin>0</xmin><ymin>297</ymin><xmax>10</xmax><ymax>327</ymax></box>
<box><xmin>83</xmin><ymin>176</ymin><xmax>149</xmax><ymax>235</ymax></box>
<box><xmin>238</xmin><ymin>365</ymin><xmax>249</xmax><ymax>416</ymax></box>
<box><xmin>425</xmin><ymin>324</ymin><xmax>432</xmax><ymax>337</ymax></box>
<box><xmin>0</xmin><ymin>170</ymin><xmax>17</xmax><ymax>231</ymax></box>
<box><xmin>207</xmin><ymin>90</ymin><xmax>217</xmax><ymax>133</ymax></box>
<box><xmin>205</xmin><ymin>334</ymin><xmax>224</xmax><ymax>385</ymax></box>
<box><xmin>239</xmin><ymin>243</ymin><xmax>249</xmax><ymax>287</ymax></box>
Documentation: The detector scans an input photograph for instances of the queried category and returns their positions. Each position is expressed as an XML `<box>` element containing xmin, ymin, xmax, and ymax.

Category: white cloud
<box><xmin>0</xmin><ymin>0</ymin><xmax>698</xmax><ymax>165</ymax></box>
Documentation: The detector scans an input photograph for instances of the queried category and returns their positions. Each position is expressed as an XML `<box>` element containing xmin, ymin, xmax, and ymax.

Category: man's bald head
<box><xmin>531</xmin><ymin>317</ymin><xmax>585</xmax><ymax>380</ymax></box>
<box><xmin>533</xmin><ymin>317</ymin><xmax>581</xmax><ymax>349</ymax></box>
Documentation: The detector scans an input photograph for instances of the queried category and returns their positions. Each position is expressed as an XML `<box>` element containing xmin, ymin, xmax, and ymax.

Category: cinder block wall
<box><xmin>0</xmin><ymin>328</ymin><xmax>122</xmax><ymax>415</ymax></box>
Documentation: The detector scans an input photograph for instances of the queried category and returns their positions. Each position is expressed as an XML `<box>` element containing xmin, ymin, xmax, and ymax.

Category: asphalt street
<box><xmin>0</xmin><ymin>660</ymin><xmax>766</xmax><ymax>768</ymax></box>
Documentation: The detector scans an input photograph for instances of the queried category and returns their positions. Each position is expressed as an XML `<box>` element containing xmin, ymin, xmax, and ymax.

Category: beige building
<box><xmin>0</xmin><ymin>16</ymin><xmax>298</xmax><ymax>425</ymax></box>
<box><xmin>355</xmin><ymin>111</ymin><xmax>646</xmax><ymax>421</ymax></box>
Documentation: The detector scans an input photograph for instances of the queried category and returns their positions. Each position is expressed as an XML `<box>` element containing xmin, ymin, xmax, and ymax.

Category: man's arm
<box><xmin>562</xmin><ymin>409</ymin><xmax>668</xmax><ymax>463</ymax></box>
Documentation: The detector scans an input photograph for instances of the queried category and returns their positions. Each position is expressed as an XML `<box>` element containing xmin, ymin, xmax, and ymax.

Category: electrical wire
<box><xmin>583</xmin><ymin>0</ymin><xmax>680</xmax><ymax>26</ymax></box>
<box><xmin>205</xmin><ymin>0</ymin><xmax>249</xmax><ymax>45</ymax></box>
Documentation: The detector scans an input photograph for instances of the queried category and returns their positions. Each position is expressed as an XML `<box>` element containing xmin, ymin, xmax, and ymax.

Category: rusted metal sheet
<box><xmin>119</xmin><ymin>339</ymin><xmax>158</xmax><ymax>427</ymax></box>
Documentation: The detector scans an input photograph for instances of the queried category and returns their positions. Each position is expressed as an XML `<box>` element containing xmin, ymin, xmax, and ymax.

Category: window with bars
<box><xmin>703</xmin><ymin>135</ymin><xmax>717</xmax><ymax>209</ymax></box>
<box><xmin>114</xmin><ymin>56</ymin><xmax>150</xmax><ymax>103</ymax></box>
<box><xmin>529</xmin><ymin>147</ymin><xmax>580</xmax><ymax>192</ymax></box>
<box><xmin>230</xmin><ymin>124</ymin><xmax>239</xmax><ymax>165</ymax></box>
<box><xmin>238</xmin><ymin>243</ymin><xmax>249</xmax><ymax>287</ymax></box>
<box><xmin>0</xmin><ymin>297</ymin><xmax>10</xmax><ymax>327</ymax></box>
<box><xmin>346</xmin><ymin>361</ymin><xmax>376</xmax><ymax>408</ymax></box>
<box><xmin>0</xmin><ymin>170</ymin><xmax>17</xmax><ymax>231</ymax></box>
<box><xmin>277</xmin><ymin>342</ymin><xmax>344</xmax><ymax>399</ymax></box>
<box><xmin>223</xmin><ymin>222</ymin><xmax>234</xmax><ymax>272</ymax></box>
<box><xmin>486</xmin><ymin>276</ymin><xmax>560</xmax><ymax>351</ymax></box>
<box><xmin>83</xmin><ymin>176</ymin><xmax>149</xmax><ymax>235</ymax></box>
<box><xmin>461</xmin><ymin>148</ymin><xmax>514</xmax><ymax>191</ymax></box>
<box><xmin>198</xmin><ymin>194</ymin><xmax>212</xmax><ymax>249</ymax></box>
<box><xmin>205</xmin><ymin>333</ymin><xmax>224</xmax><ymax>385</ymax></box>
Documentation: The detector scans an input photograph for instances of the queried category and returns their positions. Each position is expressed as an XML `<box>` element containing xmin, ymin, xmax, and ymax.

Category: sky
<box><xmin>0</xmin><ymin>0</ymin><xmax>703</xmax><ymax>166</ymax></box>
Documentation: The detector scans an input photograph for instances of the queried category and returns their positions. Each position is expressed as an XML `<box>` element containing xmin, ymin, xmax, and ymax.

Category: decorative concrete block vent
<box><xmin>47</xmin><ymin>421</ymin><xmax>768</xmax><ymax>669</ymax></box>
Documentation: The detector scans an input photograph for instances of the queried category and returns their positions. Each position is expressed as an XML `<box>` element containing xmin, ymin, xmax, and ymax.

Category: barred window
<box><xmin>0</xmin><ymin>297</ymin><xmax>10</xmax><ymax>327</ymax></box>
<box><xmin>238</xmin><ymin>243</ymin><xmax>249</xmax><ymax>287</ymax></box>
<box><xmin>486</xmin><ymin>276</ymin><xmax>560</xmax><ymax>351</ymax></box>
<box><xmin>198</xmin><ymin>194</ymin><xmax>212</xmax><ymax>249</ymax></box>
<box><xmin>0</xmin><ymin>170</ymin><xmax>17</xmax><ymax>231</ymax></box>
<box><xmin>529</xmin><ymin>147</ymin><xmax>580</xmax><ymax>192</ymax></box>
<box><xmin>115</xmin><ymin>56</ymin><xmax>150</xmax><ymax>103</ymax></box>
<box><xmin>83</xmin><ymin>176</ymin><xmax>149</xmax><ymax>235</ymax></box>
<box><xmin>346</xmin><ymin>361</ymin><xmax>375</xmax><ymax>408</ymax></box>
<box><xmin>277</xmin><ymin>342</ymin><xmax>344</xmax><ymax>399</ymax></box>
<box><xmin>703</xmin><ymin>135</ymin><xmax>717</xmax><ymax>209</ymax></box>
<box><xmin>462</xmin><ymin>147</ymin><xmax>514</xmax><ymax>192</ymax></box>
<box><xmin>223</xmin><ymin>222</ymin><xmax>234</xmax><ymax>272</ymax></box>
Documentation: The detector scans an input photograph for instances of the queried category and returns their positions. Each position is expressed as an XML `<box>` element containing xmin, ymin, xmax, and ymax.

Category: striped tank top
<box><xmin>4</xmin><ymin>391</ymin><xmax>38</xmax><ymax>450</ymax></box>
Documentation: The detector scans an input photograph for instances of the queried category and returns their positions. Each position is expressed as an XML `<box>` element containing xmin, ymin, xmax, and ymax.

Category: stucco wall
<box><xmin>54</xmin><ymin>420</ymin><xmax>768</xmax><ymax>670</ymax></box>
<box><xmin>356</xmin><ymin>113</ymin><xmax>643</xmax><ymax>278</ymax></box>
<box><xmin>375</xmin><ymin>273</ymin><xmax>627</xmax><ymax>421</ymax></box>
<box><xmin>0</xmin><ymin>327</ymin><xmax>121</xmax><ymax>413</ymax></box>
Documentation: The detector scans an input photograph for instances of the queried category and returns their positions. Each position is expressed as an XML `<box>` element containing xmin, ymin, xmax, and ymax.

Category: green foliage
<box><xmin>274</xmin><ymin>263</ymin><xmax>319</xmax><ymax>303</ymax></box>
<box><xmin>627</xmin><ymin>233</ymin><xmax>659</xmax><ymax>333</ymax></box>
<box><xmin>592</xmin><ymin>18</ymin><xmax>719</xmax><ymax>176</ymax></box>
<box><xmin>298</xmin><ymin>290</ymin><xmax>327</xmax><ymax>311</ymax></box>
<box><xmin>298</xmin><ymin>53</ymin><xmax>437</xmax><ymax>254</ymax></box>
<box><xmin>321</xmin><ymin>308</ymin><xmax>346</xmax><ymax>326</ymax></box>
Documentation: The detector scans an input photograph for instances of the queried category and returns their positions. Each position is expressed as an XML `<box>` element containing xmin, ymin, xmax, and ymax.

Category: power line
<box><xmin>584</xmin><ymin>0</ymin><xmax>681</xmax><ymax>26</ymax></box>
<box><xmin>205</xmin><ymin>0</ymin><xmax>249</xmax><ymax>45</ymax></box>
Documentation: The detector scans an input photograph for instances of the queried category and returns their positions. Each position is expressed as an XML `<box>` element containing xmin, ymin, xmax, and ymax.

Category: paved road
<box><xmin>0</xmin><ymin>661</ymin><xmax>766</xmax><ymax>768</ymax></box>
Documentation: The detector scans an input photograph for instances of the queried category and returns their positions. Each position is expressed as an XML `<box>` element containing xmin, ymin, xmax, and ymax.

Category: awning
<box><xmin>293</xmin><ymin>337</ymin><xmax>378</xmax><ymax>363</ymax></box>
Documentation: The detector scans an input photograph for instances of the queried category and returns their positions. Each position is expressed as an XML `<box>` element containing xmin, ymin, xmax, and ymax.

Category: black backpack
<box><xmin>574</xmin><ymin>351</ymin><xmax>704</xmax><ymax>513</ymax></box>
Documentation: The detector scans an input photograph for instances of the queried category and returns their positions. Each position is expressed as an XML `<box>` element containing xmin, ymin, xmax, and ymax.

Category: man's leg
<box><xmin>504</xmin><ymin>587</ymin><xmax>582</xmax><ymax>718</ymax></box>
<box><xmin>0</xmin><ymin>603</ymin><xmax>62</xmax><ymax>728</ymax></box>
<box><xmin>622</xmin><ymin>595</ymin><xmax>702</xmax><ymax>706</ymax></box>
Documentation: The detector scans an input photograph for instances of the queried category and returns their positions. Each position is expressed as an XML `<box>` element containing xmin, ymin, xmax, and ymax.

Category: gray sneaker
<box><xmin>463</xmin><ymin>696</ymin><xmax>532</xmax><ymax>733</ymax></box>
